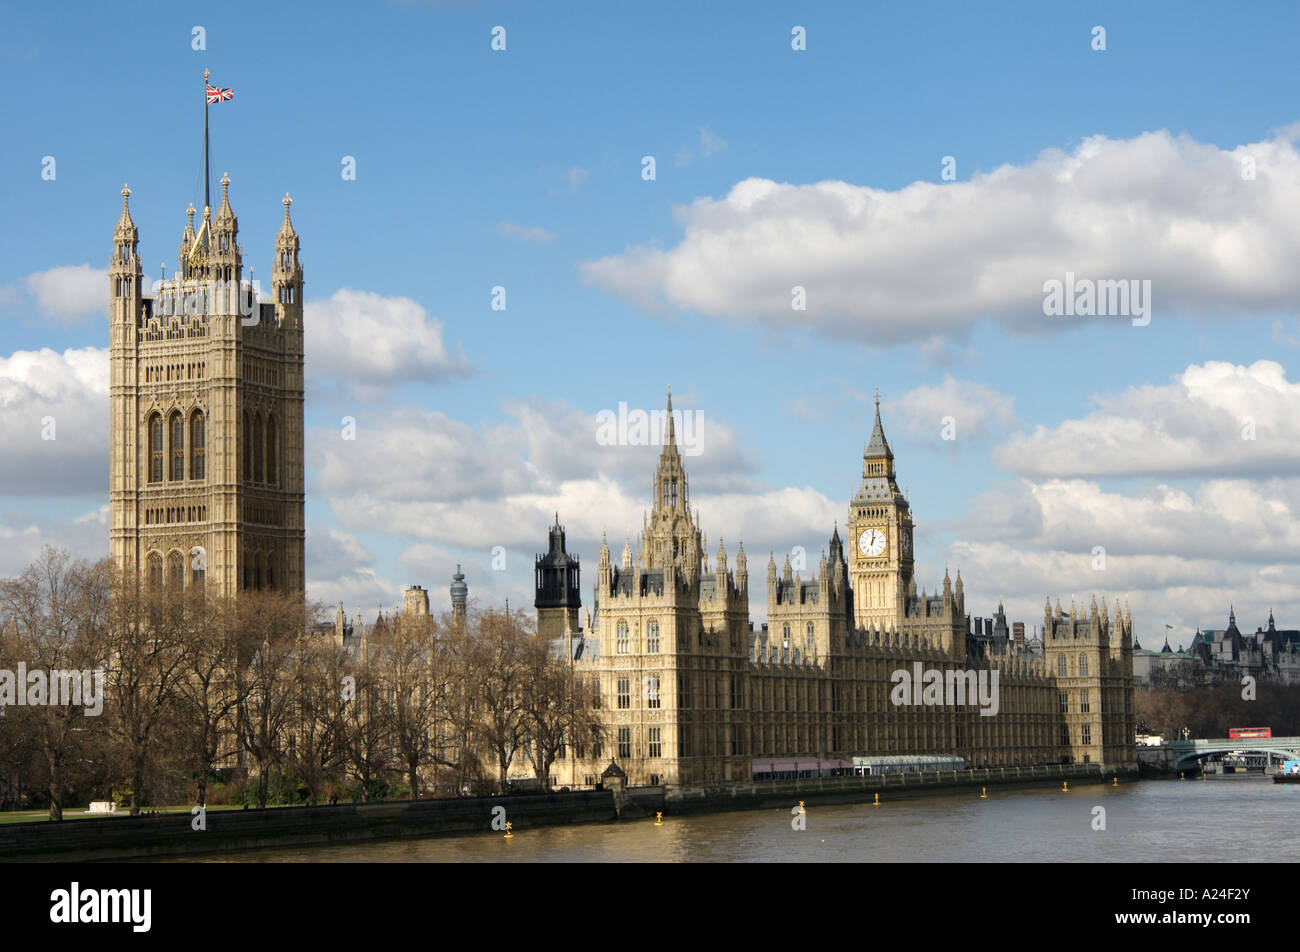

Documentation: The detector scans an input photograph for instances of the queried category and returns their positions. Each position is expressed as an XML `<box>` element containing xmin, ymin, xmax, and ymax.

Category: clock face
<box><xmin>858</xmin><ymin>528</ymin><xmax>887</xmax><ymax>558</ymax></box>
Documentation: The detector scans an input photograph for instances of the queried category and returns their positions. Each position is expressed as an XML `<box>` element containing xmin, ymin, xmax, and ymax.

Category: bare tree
<box><xmin>339</xmin><ymin>641</ymin><xmax>394</xmax><ymax>801</ymax></box>
<box><xmin>522</xmin><ymin>636</ymin><xmax>603</xmax><ymax>791</ymax></box>
<box><xmin>170</xmin><ymin>591</ymin><xmax>241</xmax><ymax>806</ymax></box>
<box><xmin>0</xmin><ymin>548</ymin><xmax>111</xmax><ymax>820</ymax></box>
<box><xmin>106</xmin><ymin>572</ymin><xmax>191</xmax><ymax>816</ymax></box>
<box><xmin>233</xmin><ymin>590</ymin><xmax>313</xmax><ymax>808</ymax></box>
<box><xmin>476</xmin><ymin>609</ymin><xmax>531</xmax><ymax>791</ymax></box>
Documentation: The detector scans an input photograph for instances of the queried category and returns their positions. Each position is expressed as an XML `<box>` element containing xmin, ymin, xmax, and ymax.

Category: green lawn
<box><xmin>0</xmin><ymin>802</ymin><xmax>294</xmax><ymax>824</ymax></box>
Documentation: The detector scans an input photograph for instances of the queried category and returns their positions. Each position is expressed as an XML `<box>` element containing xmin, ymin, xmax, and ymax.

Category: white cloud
<box><xmin>305</xmin><ymin>524</ymin><xmax>400</xmax><ymax>616</ymax></box>
<box><xmin>304</xmin><ymin>289</ymin><xmax>470</xmax><ymax>399</ymax></box>
<box><xmin>496</xmin><ymin>222</ymin><xmax>556</xmax><ymax>245</ymax></box>
<box><xmin>0</xmin><ymin>505</ymin><xmax>108</xmax><ymax>577</ymax></box>
<box><xmin>894</xmin><ymin>376</ymin><xmax>1017</xmax><ymax>442</ymax></box>
<box><xmin>582</xmin><ymin>128</ymin><xmax>1300</xmax><ymax>344</ymax></box>
<box><xmin>0</xmin><ymin>264</ymin><xmax>108</xmax><ymax>324</ymax></box>
<box><xmin>994</xmin><ymin>360</ymin><xmax>1300</xmax><ymax>478</ymax></box>
<box><xmin>0</xmin><ymin>346</ymin><xmax>109</xmax><ymax>495</ymax></box>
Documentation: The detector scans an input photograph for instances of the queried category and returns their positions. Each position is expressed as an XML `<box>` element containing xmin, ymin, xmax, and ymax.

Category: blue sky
<box><xmin>3</xmin><ymin>0</ymin><xmax>1300</xmax><ymax>645</ymax></box>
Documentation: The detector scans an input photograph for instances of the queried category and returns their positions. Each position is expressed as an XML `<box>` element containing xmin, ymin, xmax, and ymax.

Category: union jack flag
<box><xmin>206</xmin><ymin>84</ymin><xmax>233</xmax><ymax>104</ymax></box>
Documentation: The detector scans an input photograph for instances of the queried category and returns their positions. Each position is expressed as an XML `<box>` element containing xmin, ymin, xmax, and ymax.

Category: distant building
<box><xmin>1132</xmin><ymin>608</ymin><xmax>1300</xmax><ymax>688</ymax></box>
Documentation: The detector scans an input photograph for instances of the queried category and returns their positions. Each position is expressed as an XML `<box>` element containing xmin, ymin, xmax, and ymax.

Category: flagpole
<box><xmin>203</xmin><ymin>68</ymin><xmax>211</xmax><ymax>243</ymax></box>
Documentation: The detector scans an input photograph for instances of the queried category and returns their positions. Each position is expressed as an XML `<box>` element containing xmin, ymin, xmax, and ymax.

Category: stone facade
<box><xmin>542</xmin><ymin>392</ymin><xmax>1136</xmax><ymax>787</ymax></box>
<box><xmin>108</xmin><ymin>177</ymin><xmax>305</xmax><ymax>595</ymax></box>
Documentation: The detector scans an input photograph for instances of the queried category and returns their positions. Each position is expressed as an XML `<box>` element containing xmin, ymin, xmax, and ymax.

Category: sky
<box><xmin>2</xmin><ymin>0</ymin><xmax>1300</xmax><ymax>648</ymax></box>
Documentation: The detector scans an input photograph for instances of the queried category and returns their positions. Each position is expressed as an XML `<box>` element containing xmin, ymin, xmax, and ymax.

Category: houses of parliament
<box><xmin>106</xmin><ymin>164</ymin><xmax>1134</xmax><ymax>787</ymax></box>
<box><xmin>536</xmin><ymin>393</ymin><xmax>1137</xmax><ymax>786</ymax></box>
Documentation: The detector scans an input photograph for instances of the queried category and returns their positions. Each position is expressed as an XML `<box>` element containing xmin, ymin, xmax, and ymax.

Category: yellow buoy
<box><xmin>873</xmin><ymin>793</ymin><xmax>880</xmax><ymax>806</ymax></box>
<box><xmin>979</xmin><ymin>787</ymin><xmax>988</xmax><ymax>799</ymax></box>
<box><xmin>1112</xmin><ymin>776</ymin><xmax>1118</xmax><ymax>786</ymax></box>
<box><xmin>795</xmin><ymin>800</ymin><xmax>805</xmax><ymax>814</ymax></box>
<box><xmin>654</xmin><ymin>811</ymin><xmax>663</xmax><ymax>826</ymax></box>
<box><xmin>1062</xmin><ymin>781</ymin><xmax>1069</xmax><ymax>792</ymax></box>
<box><xmin>1180</xmin><ymin>772</ymin><xmax>1185</xmax><ymax>780</ymax></box>
<box><xmin>504</xmin><ymin>821</ymin><xmax>514</xmax><ymax>839</ymax></box>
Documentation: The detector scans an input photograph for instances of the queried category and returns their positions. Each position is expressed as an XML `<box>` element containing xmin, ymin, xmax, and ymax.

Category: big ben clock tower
<box><xmin>847</xmin><ymin>393</ymin><xmax>914</xmax><ymax>630</ymax></box>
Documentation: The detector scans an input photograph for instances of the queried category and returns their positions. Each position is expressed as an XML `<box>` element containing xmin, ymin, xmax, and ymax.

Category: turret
<box><xmin>110</xmin><ymin>184</ymin><xmax>142</xmax><ymax>319</ymax></box>
<box><xmin>273</xmin><ymin>192</ymin><xmax>303</xmax><ymax>329</ymax></box>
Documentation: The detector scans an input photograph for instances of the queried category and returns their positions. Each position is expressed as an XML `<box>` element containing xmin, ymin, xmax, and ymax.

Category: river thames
<box><xmin>189</xmin><ymin>775</ymin><xmax>1298</xmax><ymax>862</ymax></box>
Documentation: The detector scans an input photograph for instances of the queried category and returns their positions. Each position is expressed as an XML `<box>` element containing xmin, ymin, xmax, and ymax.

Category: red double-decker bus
<box><xmin>1228</xmin><ymin>727</ymin><xmax>1272</xmax><ymax>739</ymax></box>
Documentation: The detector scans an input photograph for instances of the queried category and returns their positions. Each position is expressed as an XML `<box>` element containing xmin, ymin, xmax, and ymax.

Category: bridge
<box><xmin>1138</xmin><ymin>736</ymin><xmax>1300</xmax><ymax>772</ymax></box>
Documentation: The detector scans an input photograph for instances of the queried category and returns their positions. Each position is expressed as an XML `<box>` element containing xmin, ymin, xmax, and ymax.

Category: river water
<box><xmin>190</xmin><ymin>776</ymin><xmax>1297</xmax><ymax>863</ymax></box>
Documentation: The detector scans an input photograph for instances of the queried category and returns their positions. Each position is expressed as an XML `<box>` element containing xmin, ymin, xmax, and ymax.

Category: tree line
<box><xmin>0</xmin><ymin>547</ymin><xmax>601</xmax><ymax>820</ymax></box>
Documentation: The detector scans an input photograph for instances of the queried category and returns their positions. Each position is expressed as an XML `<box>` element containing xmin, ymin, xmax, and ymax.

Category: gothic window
<box><xmin>1059</xmin><ymin>724</ymin><xmax>1070</xmax><ymax>746</ymax></box>
<box><xmin>1081</xmin><ymin>725</ymin><xmax>1091</xmax><ymax>745</ymax></box>
<box><xmin>190</xmin><ymin>410</ymin><xmax>206</xmax><ymax>481</ymax></box>
<box><xmin>167</xmin><ymin>551</ymin><xmax>184</xmax><ymax>588</ymax></box>
<box><xmin>253</xmin><ymin>413</ymin><xmax>264</xmax><ymax>483</ymax></box>
<box><xmin>1080</xmin><ymin>691</ymin><xmax>1090</xmax><ymax>714</ymax></box>
<box><xmin>147</xmin><ymin>553</ymin><xmax>163</xmax><ymax>589</ymax></box>
<box><xmin>192</xmin><ymin>549</ymin><xmax>205</xmax><ymax>586</ymax></box>
<box><xmin>646</xmin><ymin>676</ymin><xmax>660</xmax><ymax>709</ymax></box>
<box><xmin>148</xmin><ymin>414</ymin><xmax>163</xmax><ymax>483</ymax></box>
<box><xmin>662</xmin><ymin>481</ymin><xmax>668</xmax><ymax>507</ymax></box>
<box><xmin>617</xmin><ymin>728</ymin><xmax>631</xmax><ymax>759</ymax></box>
<box><xmin>782</xmin><ymin>623</ymin><xmax>791</xmax><ymax>647</ymax></box>
<box><xmin>616</xmin><ymin>621</ymin><xmax>629</xmax><ymax>654</ymax></box>
<box><xmin>169</xmin><ymin>413</ymin><xmax>184</xmax><ymax>480</ymax></box>
<box><xmin>591</xmin><ymin>727</ymin><xmax>602</xmax><ymax>760</ymax></box>
<box><xmin>670</xmin><ymin>478</ymin><xmax>677</xmax><ymax>507</ymax></box>
<box><xmin>648</xmin><ymin>728</ymin><xmax>661</xmax><ymax>758</ymax></box>
<box><xmin>617</xmin><ymin>678</ymin><xmax>630</xmax><ymax>709</ymax></box>
<box><xmin>806</xmin><ymin>622</ymin><xmax>815</xmax><ymax>655</ymax></box>
<box><xmin>1057</xmin><ymin>655</ymin><xmax>1068</xmax><ymax>677</ymax></box>
<box><xmin>1079</xmin><ymin>654</ymin><xmax>1089</xmax><ymax>676</ymax></box>
<box><xmin>1058</xmin><ymin>691</ymin><xmax>1068</xmax><ymax>714</ymax></box>
<box><xmin>266</xmin><ymin>414</ymin><xmax>278</xmax><ymax>486</ymax></box>
<box><xmin>647</xmin><ymin>621</ymin><xmax>660</xmax><ymax>653</ymax></box>
<box><xmin>243</xmin><ymin>411</ymin><xmax>252</xmax><ymax>481</ymax></box>
<box><xmin>254</xmin><ymin>552</ymin><xmax>264</xmax><ymax>590</ymax></box>
<box><xmin>678</xmin><ymin>673</ymin><xmax>689</xmax><ymax>709</ymax></box>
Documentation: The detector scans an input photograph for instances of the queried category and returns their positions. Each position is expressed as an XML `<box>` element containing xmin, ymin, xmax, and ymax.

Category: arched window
<box><xmin>167</xmin><ymin>551</ymin><xmax>184</xmax><ymax>588</ymax></box>
<box><xmin>169</xmin><ymin>412</ymin><xmax>184</xmax><ymax>480</ymax></box>
<box><xmin>806</xmin><ymin>622</ymin><xmax>815</xmax><ymax>654</ymax></box>
<box><xmin>243</xmin><ymin>411</ymin><xmax>252</xmax><ymax>481</ymax></box>
<box><xmin>148</xmin><ymin>414</ymin><xmax>163</xmax><ymax>483</ymax></box>
<box><xmin>1079</xmin><ymin>654</ymin><xmax>1089</xmax><ymax>676</ymax></box>
<box><xmin>616</xmin><ymin>621</ymin><xmax>630</xmax><ymax>654</ymax></box>
<box><xmin>266</xmin><ymin>414</ymin><xmax>277</xmax><ymax>486</ymax></box>
<box><xmin>190</xmin><ymin>411</ymin><xmax>206</xmax><ymax>481</ymax></box>
<box><xmin>192</xmin><ymin>547</ymin><xmax>205</xmax><ymax>586</ymax></box>
<box><xmin>1057</xmin><ymin>655</ymin><xmax>1068</xmax><ymax>677</ymax></box>
<box><xmin>647</xmin><ymin>621</ymin><xmax>660</xmax><ymax>653</ymax></box>
<box><xmin>147</xmin><ymin>553</ymin><xmax>163</xmax><ymax>589</ymax></box>
<box><xmin>782</xmin><ymin>623</ymin><xmax>791</xmax><ymax>646</ymax></box>
<box><xmin>253</xmin><ymin>413</ymin><xmax>264</xmax><ymax>482</ymax></box>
